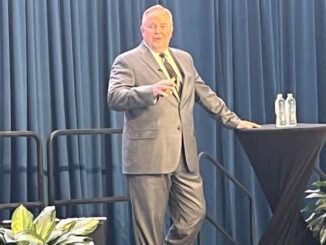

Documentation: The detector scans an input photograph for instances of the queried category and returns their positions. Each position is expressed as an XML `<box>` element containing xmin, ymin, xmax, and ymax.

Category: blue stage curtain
<box><xmin>1</xmin><ymin>0</ymin><xmax>326</xmax><ymax>244</ymax></box>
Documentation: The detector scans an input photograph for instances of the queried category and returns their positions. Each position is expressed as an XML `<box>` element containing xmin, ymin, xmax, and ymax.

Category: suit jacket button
<box><xmin>177</xmin><ymin>126</ymin><xmax>181</xmax><ymax>130</ymax></box>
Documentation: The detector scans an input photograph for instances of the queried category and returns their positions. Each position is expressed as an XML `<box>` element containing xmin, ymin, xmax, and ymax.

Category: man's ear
<box><xmin>140</xmin><ymin>25</ymin><xmax>144</xmax><ymax>36</ymax></box>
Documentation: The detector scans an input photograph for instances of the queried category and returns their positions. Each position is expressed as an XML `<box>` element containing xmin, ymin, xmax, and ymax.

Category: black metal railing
<box><xmin>197</xmin><ymin>152</ymin><xmax>256</xmax><ymax>245</ymax></box>
<box><xmin>0</xmin><ymin>131</ymin><xmax>44</xmax><ymax>210</ymax></box>
<box><xmin>47</xmin><ymin>128</ymin><xmax>129</xmax><ymax>206</ymax></box>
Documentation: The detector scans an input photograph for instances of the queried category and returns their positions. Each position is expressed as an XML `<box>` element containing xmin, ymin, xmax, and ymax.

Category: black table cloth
<box><xmin>236</xmin><ymin>123</ymin><xmax>326</xmax><ymax>245</ymax></box>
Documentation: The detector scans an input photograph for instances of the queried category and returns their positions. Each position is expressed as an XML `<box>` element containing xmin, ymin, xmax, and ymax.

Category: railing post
<box><xmin>0</xmin><ymin>131</ymin><xmax>44</xmax><ymax>210</ymax></box>
<box><xmin>198</xmin><ymin>151</ymin><xmax>255</xmax><ymax>245</ymax></box>
<box><xmin>47</xmin><ymin>128</ymin><xmax>129</xmax><ymax>207</ymax></box>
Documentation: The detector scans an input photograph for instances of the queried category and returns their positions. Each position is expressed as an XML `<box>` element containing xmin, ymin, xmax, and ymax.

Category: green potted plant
<box><xmin>302</xmin><ymin>180</ymin><xmax>326</xmax><ymax>244</ymax></box>
<box><xmin>0</xmin><ymin>205</ymin><xmax>100</xmax><ymax>244</ymax></box>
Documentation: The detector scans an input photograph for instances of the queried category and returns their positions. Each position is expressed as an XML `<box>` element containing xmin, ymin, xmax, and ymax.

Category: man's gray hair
<box><xmin>141</xmin><ymin>4</ymin><xmax>173</xmax><ymax>25</ymax></box>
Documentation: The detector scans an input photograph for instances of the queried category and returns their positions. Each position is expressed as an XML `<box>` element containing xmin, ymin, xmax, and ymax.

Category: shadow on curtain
<box><xmin>1</xmin><ymin>0</ymin><xmax>326</xmax><ymax>244</ymax></box>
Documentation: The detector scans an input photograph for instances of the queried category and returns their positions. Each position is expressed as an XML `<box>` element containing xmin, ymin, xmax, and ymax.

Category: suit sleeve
<box><xmin>107</xmin><ymin>55</ymin><xmax>156</xmax><ymax>111</ymax></box>
<box><xmin>190</xmin><ymin>58</ymin><xmax>241</xmax><ymax>128</ymax></box>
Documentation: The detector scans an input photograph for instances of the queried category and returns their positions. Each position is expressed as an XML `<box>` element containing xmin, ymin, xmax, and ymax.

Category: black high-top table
<box><xmin>236</xmin><ymin>123</ymin><xmax>326</xmax><ymax>245</ymax></box>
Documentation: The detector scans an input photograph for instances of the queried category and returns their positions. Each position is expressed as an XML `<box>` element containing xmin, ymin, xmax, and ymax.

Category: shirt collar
<box><xmin>143</xmin><ymin>41</ymin><xmax>170</xmax><ymax>57</ymax></box>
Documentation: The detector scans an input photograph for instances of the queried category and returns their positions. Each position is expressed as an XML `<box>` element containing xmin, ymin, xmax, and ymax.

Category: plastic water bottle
<box><xmin>275</xmin><ymin>93</ymin><xmax>287</xmax><ymax>127</ymax></box>
<box><xmin>285</xmin><ymin>93</ymin><xmax>297</xmax><ymax>127</ymax></box>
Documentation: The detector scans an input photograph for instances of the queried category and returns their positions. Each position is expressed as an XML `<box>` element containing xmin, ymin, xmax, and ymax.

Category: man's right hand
<box><xmin>152</xmin><ymin>78</ymin><xmax>175</xmax><ymax>97</ymax></box>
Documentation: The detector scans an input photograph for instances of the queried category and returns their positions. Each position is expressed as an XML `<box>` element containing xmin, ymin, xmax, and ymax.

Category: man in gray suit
<box><xmin>108</xmin><ymin>4</ymin><xmax>260</xmax><ymax>245</ymax></box>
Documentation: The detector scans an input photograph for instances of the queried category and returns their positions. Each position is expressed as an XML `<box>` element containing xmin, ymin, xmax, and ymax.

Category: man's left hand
<box><xmin>237</xmin><ymin>120</ymin><xmax>261</xmax><ymax>129</ymax></box>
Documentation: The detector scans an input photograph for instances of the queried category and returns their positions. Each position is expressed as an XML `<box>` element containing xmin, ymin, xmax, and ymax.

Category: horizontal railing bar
<box><xmin>53</xmin><ymin>196</ymin><xmax>130</xmax><ymax>206</ymax></box>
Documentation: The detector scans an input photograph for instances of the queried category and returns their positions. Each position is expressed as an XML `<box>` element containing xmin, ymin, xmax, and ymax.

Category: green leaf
<box><xmin>0</xmin><ymin>232</ymin><xmax>5</xmax><ymax>243</ymax></box>
<box><xmin>69</xmin><ymin>218</ymin><xmax>99</xmax><ymax>236</ymax></box>
<box><xmin>50</xmin><ymin>233</ymin><xmax>69</xmax><ymax>245</ymax></box>
<box><xmin>60</xmin><ymin>234</ymin><xmax>92</xmax><ymax>244</ymax></box>
<box><xmin>33</xmin><ymin>206</ymin><xmax>56</xmax><ymax>242</ymax></box>
<box><xmin>11</xmin><ymin>205</ymin><xmax>34</xmax><ymax>234</ymax></box>
<box><xmin>320</xmin><ymin>226</ymin><xmax>326</xmax><ymax>244</ymax></box>
<box><xmin>55</xmin><ymin>219</ymin><xmax>77</xmax><ymax>233</ymax></box>
<box><xmin>14</xmin><ymin>230</ymin><xmax>44</xmax><ymax>244</ymax></box>
<box><xmin>302</xmin><ymin>204</ymin><xmax>317</xmax><ymax>213</ymax></box>
<box><xmin>307</xmin><ymin>213</ymin><xmax>326</xmax><ymax>229</ymax></box>
<box><xmin>47</xmin><ymin>231</ymin><xmax>66</xmax><ymax>244</ymax></box>
<box><xmin>0</xmin><ymin>228</ymin><xmax>16</xmax><ymax>243</ymax></box>
<box><xmin>305</xmin><ymin>189</ymin><xmax>323</xmax><ymax>194</ymax></box>
<box><xmin>47</xmin><ymin>219</ymin><xmax>78</xmax><ymax>244</ymax></box>
<box><xmin>306</xmin><ymin>193</ymin><xmax>326</xmax><ymax>199</ymax></box>
<box><xmin>316</xmin><ymin>199</ymin><xmax>326</xmax><ymax>206</ymax></box>
<box><xmin>316</xmin><ymin>203</ymin><xmax>326</xmax><ymax>212</ymax></box>
<box><xmin>306</xmin><ymin>212</ymin><xmax>318</xmax><ymax>223</ymax></box>
<box><xmin>313</xmin><ymin>181</ymin><xmax>326</xmax><ymax>187</ymax></box>
<box><xmin>50</xmin><ymin>218</ymin><xmax>99</xmax><ymax>245</ymax></box>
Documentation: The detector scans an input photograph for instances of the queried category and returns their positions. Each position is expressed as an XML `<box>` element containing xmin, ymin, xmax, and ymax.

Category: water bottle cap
<box><xmin>277</xmin><ymin>93</ymin><xmax>283</xmax><ymax>97</ymax></box>
<box><xmin>287</xmin><ymin>93</ymin><xmax>293</xmax><ymax>96</ymax></box>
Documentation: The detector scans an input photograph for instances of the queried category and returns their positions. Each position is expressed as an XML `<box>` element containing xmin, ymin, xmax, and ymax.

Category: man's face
<box><xmin>141</xmin><ymin>9</ymin><xmax>173</xmax><ymax>52</ymax></box>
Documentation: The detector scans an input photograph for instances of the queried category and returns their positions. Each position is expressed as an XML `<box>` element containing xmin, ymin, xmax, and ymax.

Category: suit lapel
<box><xmin>169</xmin><ymin>50</ymin><xmax>185</xmax><ymax>81</ymax></box>
<box><xmin>139</xmin><ymin>43</ymin><xmax>165</xmax><ymax>80</ymax></box>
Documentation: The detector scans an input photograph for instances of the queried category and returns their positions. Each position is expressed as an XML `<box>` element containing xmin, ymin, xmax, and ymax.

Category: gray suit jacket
<box><xmin>108</xmin><ymin>42</ymin><xmax>241</xmax><ymax>174</ymax></box>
